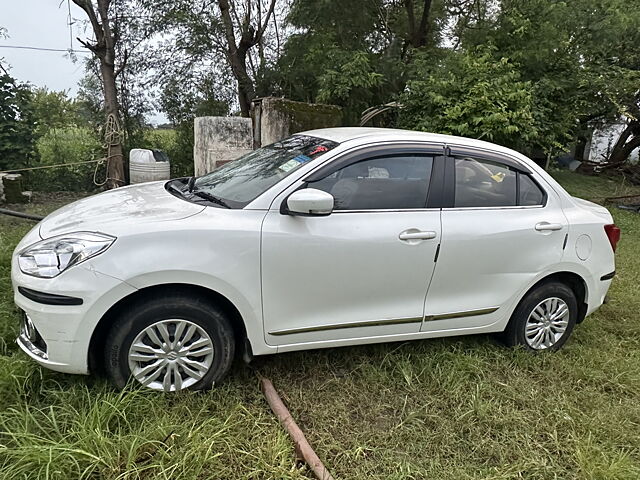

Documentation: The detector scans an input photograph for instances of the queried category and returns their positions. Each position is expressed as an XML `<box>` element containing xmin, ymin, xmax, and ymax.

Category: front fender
<box><xmin>121</xmin><ymin>269</ymin><xmax>273</xmax><ymax>355</ymax></box>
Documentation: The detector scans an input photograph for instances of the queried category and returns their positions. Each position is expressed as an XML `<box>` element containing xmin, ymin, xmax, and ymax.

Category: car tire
<box><xmin>104</xmin><ymin>293</ymin><xmax>235</xmax><ymax>391</ymax></box>
<box><xmin>502</xmin><ymin>281</ymin><xmax>577</xmax><ymax>351</ymax></box>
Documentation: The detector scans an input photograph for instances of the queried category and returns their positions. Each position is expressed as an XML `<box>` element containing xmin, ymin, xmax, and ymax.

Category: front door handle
<box><xmin>399</xmin><ymin>230</ymin><xmax>437</xmax><ymax>241</ymax></box>
<box><xmin>535</xmin><ymin>222</ymin><xmax>563</xmax><ymax>232</ymax></box>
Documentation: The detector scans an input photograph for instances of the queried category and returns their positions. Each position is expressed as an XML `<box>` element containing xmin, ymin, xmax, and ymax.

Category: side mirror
<box><xmin>286</xmin><ymin>188</ymin><xmax>334</xmax><ymax>216</ymax></box>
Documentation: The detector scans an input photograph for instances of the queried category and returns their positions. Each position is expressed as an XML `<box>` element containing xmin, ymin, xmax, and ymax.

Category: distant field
<box><xmin>1</xmin><ymin>171</ymin><xmax>639</xmax><ymax>479</ymax></box>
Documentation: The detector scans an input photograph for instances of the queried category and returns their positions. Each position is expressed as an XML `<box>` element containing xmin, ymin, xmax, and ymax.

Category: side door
<box><xmin>421</xmin><ymin>146</ymin><xmax>568</xmax><ymax>332</ymax></box>
<box><xmin>261</xmin><ymin>144</ymin><xmax>445</xmax><ymax>347</ymax></box>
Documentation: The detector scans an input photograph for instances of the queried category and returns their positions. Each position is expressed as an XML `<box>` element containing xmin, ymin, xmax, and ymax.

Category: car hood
<box><xmin>39</xmin><ymin>181</ymin><xmax>205</xmax><ymax>238</ymax></box>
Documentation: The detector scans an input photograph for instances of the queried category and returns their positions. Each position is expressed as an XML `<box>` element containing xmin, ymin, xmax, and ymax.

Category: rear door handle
<box><xmin>535</xmin><ymin>222</ymin><xmax>563</xmax><ymax>232</ymax></box>
<box><xmin>399</xmin><ymin>230</ymin><xmax>437</xmax><ymax>241</ymax></box>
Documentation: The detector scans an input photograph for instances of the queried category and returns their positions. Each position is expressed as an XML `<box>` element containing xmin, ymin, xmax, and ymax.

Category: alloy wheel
<box><xmin>127</xmin><ymin>319</ymin><xmax>214</xmax><ymax>391</ymax></box>
<box><xmin>524</xmin><ymin>297</ymin><xmax>570</xmax><ymax>350</ymax></box>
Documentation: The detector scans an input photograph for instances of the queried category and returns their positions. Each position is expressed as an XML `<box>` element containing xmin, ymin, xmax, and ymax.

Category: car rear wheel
<box><xmin>104</xmin><ymin>294</ymin><xmax>235</xmax><ymax>391</ymax></box>
<box><xmin>503</xmin><ymin>281</ymin><xmax>577</xmax><ymax>351</ymax></box>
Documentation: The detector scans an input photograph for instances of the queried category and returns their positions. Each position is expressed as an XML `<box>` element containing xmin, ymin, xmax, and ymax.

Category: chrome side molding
<box><xmin>424</xmin><ymin>306</ymin><xmax>499</xmax><ymax>322</ymax></box>
<box><xmin>268</xmin><ymin>316</ymin><xmax>423</xmax><ymax>336</ymax></box>
<box><xmin>268</xmin><ymin>307</ymin><xmax>499</xmax><ymax>336</ymax></box>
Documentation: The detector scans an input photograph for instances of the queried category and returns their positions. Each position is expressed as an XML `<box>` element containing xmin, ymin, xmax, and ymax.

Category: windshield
<box><xmin>191</xmin><ymin>135</ymin><xmax>339</xmax><ymax>208</ymax></box>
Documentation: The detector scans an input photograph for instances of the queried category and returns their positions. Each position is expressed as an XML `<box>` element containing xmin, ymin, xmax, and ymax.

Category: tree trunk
<box><xmin>100</xmin><ymin>60</ymin><xmax>126</xmax><ymax>188</ymax></box>
<box><xmin>231</xmin><ymin>48</ymin><xmax>256</xmax><ymax>117</ymax></box>
<box><xmin>574</xmin><ymin>134</ymin><xmax>587</xmax><ymax>161</ymax></box>
<box><xmin>73</xmin><ymin>0</ymin><xmax>126</xmax><ymax>188</ymax></box>
<box><xmin>404</xmin><ymin>0</ymin><xmax>433</xmax><ymax>49</ymax></box>
<box><xmin>609</xmin><ymin>121</ymin><xmax>640</xmax><ymax>164</ymax></box>
<box><xmin>218</xmin><ymin>0</ymin><xmax>255</xmax><ymax>117</ymax></box>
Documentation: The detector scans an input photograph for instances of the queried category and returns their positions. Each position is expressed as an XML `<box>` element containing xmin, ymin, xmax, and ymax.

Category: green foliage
<box><xmin>11</xmin><ymin>87</ymin><xmax>106</xmax><ymax>192</ymax></box>
<box><xmin>138</xmin><ymin>128</ymin><xmax>195</xmax><ymax>178</ymax></box>
<box><xmin>458</xmin><ymin>0</ymin><xmax>640</xmax><ymax>157</ymax></box>
<box><xmin>30</xmin><ymin>89</ymin><xmax>82</xmax><ymax>135</ymax></box>
<box><xmin>167</xmin><ymin>123</ymin><xmax>197</xmax><ymax>178</ymax></box>
<box><xmin>316</xmin><ymin>51</ymin><xmax>384</xmax><ymax>114</ymax></box>
<box><xmin>31</xmin><ymin>127</ymin><xmax>102</xmax><ymax>192</ymax></box>
<box><xmin>0</xmin><ymin>74</ymin><xmax>36</xmax><ymax>171</ymax></box>
<box><xmin>400</xmin><ymin>48</ymin><xmax>541</xmax><ymax>151</ymax></box>
<box><xmin>263</xmin><ymin>0</ymin><xmax>411</xmax><ymax>125</ymax></box>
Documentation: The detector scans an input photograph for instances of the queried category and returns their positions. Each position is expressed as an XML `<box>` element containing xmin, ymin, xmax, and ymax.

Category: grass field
<box><xmin>1</xmin><ymin>172</ymin><xmax>639</xmax><ymax>479</ymax></box>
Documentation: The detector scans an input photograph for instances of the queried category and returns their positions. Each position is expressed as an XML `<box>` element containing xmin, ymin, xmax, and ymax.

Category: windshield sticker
<box><xmin>279</xmin><ymin>159</ymin><xmax>301</xmax><ymax>172</ymax></box>
<box><xmin>293</xmin><ymin>154</ymin><xmax>311</xmax><ymax>163</ymax></box>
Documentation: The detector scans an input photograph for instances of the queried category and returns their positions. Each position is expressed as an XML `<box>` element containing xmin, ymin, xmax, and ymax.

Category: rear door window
<box><xmin>454</xmin><ymin>157</ymin><xmax>517</xmax><ymax>208</ymax></box>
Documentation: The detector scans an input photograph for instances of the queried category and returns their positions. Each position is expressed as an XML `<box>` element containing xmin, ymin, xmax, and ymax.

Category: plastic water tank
<box><xmin>129</xmin><ymin>149</ymin><xmax>171</xmax><ymax>184</ymax></box>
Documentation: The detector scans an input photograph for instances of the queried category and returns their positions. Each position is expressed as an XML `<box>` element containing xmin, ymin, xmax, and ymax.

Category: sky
<box><xmin>0</xmin><ymin>0</ymin><xmax>166</xmax><ymax>123</ymax></box>
<box><xmin>0</xmin><ymin>0</ymin><xmax>88</xmax><ymax>94</ymax></box>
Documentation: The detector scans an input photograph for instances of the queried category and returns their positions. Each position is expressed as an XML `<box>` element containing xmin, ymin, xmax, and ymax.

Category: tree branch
<box><xmin>404</xmin><ymin>0</ymin><xmax>416</xmax><ymax>42</ymax></box>
<box><xmin>72</xmin><ymin>0</ymin><xmax>104</xmax><ymax>46</ymax></box>
<box><xmin>114</xmin><ymin>47</ymin><xmax>129</xmax><ymax>77</ymax></box>
<box><xmin>255</xmin><ymin>0</ymin><xmax>276</xmax><ymax>45</ymax></box>
<box><xmin>76</xmin><ymin>36</ymin><xmax>99</xmax><ymax>54</ymax></box>
<box><xmin>218</xmin><ymin>0</ymin><xmax>239</xmax><ymax>56</ymax></box>
<box><xmin>416</xmin><ymin>0</ymin><xmax>433</xmax><ymax>47</ymax></box>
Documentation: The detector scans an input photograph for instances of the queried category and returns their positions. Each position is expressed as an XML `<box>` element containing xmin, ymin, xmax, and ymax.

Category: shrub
<box><xmin>139</xmin><ymin>128</ymin><xmax>193</xmax><ymax>178</ymax></box>
<box><xmin>30</xmin><ymin>127</ymin><xmax>102</xmax><ymax>192</ymax></box>
<box><xmin>399</xmin><ymin>47</ymin><xmax>539</xmax><ymax>152</ymax></box>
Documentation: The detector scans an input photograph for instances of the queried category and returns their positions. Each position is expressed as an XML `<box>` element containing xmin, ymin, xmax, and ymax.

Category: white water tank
<box><xmin>129</xmin><ymin>149</ymin><xmax>171</xmax><ymax>184</ymax></box>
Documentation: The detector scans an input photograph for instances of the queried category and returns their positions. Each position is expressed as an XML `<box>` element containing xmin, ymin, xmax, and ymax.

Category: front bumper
<box><xmin>11</xmin><ymin>254</ymin><xmax>137</xmax><ymax>375</ymax></box>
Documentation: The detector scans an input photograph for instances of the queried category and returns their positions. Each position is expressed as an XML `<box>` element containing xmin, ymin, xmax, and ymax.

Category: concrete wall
<box><xmin>193</xmin><ymin>117</ymin><xmax>253</xmax><ymax>176</ymax></box>
<box><xmin>193</xmin><ymin>99</ymin><xmax>342</xmax><ymax>175</ymax></box>
<box><xmin>252</xmin><ymin>97</ymin><xmax>342</xmax><ymax>147</ymax></box>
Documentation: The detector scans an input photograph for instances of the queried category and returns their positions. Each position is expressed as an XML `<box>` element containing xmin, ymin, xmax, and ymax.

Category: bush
<box><xmin>399</xmin><ymin>48</ymin><xmax>539</xmax><ymax>152</ymax></box>
<box><xmin>139</xmin><ymin>127</ymin><xmax>193</xmax><ymax>178</ymax></box>
<box><xmin>30</xmin><ymin>127</ymin><xmax>102</xmax><ymax>192</ymax></box>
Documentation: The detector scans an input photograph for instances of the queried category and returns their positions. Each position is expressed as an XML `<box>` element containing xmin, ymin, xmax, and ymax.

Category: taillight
<box><xmin>604</xmin><ymin>224</ymin><xmax>621</xmax><ymax>252</ymax></box>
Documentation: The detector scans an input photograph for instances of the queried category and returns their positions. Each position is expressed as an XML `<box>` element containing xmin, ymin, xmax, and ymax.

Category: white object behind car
<box><xmin>129</xmin><ymin>148</ymin><xmax>170</xmax><ymax>184</ymax></box>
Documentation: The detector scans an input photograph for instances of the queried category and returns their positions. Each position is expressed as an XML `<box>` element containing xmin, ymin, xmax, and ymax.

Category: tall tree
<box><xmin>217</xmin><ymin>0</ymin><xmax>276</xmax><ymax>116</ymax></box>
<box><xmin>263</xmin><ymin>0</ymin><xmax>447</xmax><ymax>123</ymax></box>
<box><xmin>141</xmin><ymin>0</ymin><xmax>279</xmax><ymax>117</ymax></box>
<box><xmin>456</xmin><ymin>0</ymin><xmax>640</xmax><ymax>162</ymax></box>
<box><xmin>72</xmin><ymin>0</ymin><xmax>126</xmax><ymax>188</ymax></box>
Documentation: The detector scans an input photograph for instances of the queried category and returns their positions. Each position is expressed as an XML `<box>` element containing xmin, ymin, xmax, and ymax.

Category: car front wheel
<box><xmin>104</xmin><ymin>293</ymin><xmax>235</xmax><ymax>391</ymax></box>
<box><xmin>503</xmin><ymin>281</ymin><xmax>577</xmax><ymax>351</ymax></box>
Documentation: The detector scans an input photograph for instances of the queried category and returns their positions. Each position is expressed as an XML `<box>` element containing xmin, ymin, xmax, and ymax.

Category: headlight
<box><xmin>18</xmin><ymin>232</ymin><xmax>116</xmax><ymax>278</ymax></box>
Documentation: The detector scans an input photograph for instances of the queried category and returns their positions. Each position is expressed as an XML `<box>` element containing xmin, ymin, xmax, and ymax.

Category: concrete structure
<box><xmin>252</xmin><ymin>97</ymin><xmax>342</xmax><ymax>147</ymax></box>
<box><xmin>193</xmin><ymin>117</ymin><xmax>253</xmax><ymax>176</ymax></box>
<box><xmin>0</xmin><ymin>173</ymin><xmax>30</xmax><ymax>204</ymax></box>
<box><xmin>193</xmin><ymin>99</ymin><xmax>342</xmax><ymax>175</ymax></box>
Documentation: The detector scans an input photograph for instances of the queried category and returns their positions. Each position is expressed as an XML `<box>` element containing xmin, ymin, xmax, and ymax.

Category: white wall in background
<box><xmin>587</xmin><ymin>120</ymin><xmax>640</xmax><ymax>163</ymax></box>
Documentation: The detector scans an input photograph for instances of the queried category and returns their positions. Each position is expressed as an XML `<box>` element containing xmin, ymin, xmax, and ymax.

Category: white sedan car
<box><xmin>12</xmin><ymin>128</ymin><xmax>620</xmax><ymax>392</ymax></box>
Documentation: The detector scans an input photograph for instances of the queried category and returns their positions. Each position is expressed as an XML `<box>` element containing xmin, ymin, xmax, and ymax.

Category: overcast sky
<box><xmin>0</xmin><ymin>0</ymin><xmax>89</xmax><ymax>94</ymax></box>
<box><xmin>0</xmin><ymin>0</ymin><xmax>168</xmax><ymax>123</ymax></box>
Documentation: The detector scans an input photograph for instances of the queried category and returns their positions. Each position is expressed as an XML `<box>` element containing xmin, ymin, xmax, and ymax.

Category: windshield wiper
<box><xmin>187</xmin><ymin>175</ymin><xmax>196</xmax><ymax>192</ymax></box>
<box><xmin>167</xmin><ymin>180</ymin><xmax>187</xmax><ymax>197</ymax></box>
<box><xmin>191</xmin><ymin>190</ymin><xmax>232</xmax><ymax>208</ymax></box>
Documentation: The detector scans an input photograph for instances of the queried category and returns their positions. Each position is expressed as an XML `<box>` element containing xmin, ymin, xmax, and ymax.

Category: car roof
<box><xmin>299</xmin><ymin>127</ymin><xmax>525</xmax><ymax>159</ymax></box>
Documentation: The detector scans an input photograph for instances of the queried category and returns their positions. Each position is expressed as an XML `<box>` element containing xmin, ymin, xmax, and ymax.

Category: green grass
<box><xmin>1</xmin><ymin>173</ymin><xmax>640</xmax><ymax>479</ymax></box>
